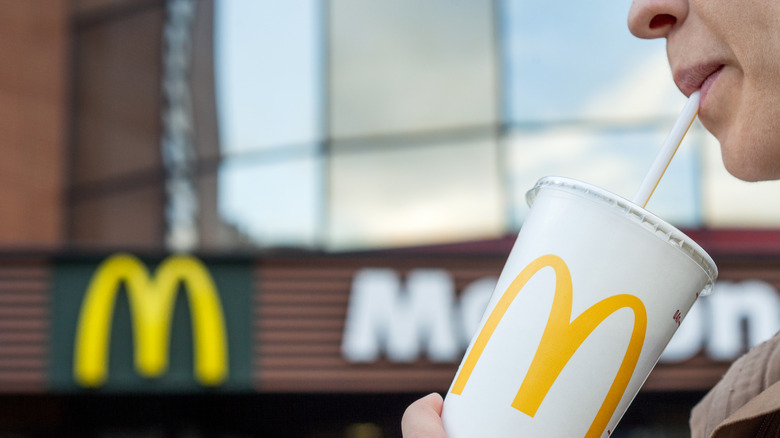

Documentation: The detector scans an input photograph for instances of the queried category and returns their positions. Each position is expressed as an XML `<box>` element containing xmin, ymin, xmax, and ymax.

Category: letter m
<box><xmin>341</xmin><ymin>268</ymin><xmax>459</xmax><ymax>362</ymax></box>
<box><xmin>450</xmin><ymin>255</ymin><xmax>647</xmax><ymax>438</ymax></box>
<box><xmin>74</xmin><ymin>253</ymin><xmax>228</xmax><ymax>387</ymax></box>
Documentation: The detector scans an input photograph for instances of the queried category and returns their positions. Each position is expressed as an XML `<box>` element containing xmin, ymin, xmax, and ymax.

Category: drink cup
<box><xmin>441</xmin><ymin>176</ymin><xmax>717</xmax><ymax>438</ymax></box>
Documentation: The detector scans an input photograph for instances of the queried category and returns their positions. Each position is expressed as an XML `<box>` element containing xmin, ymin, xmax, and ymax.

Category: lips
<box><xmin>673</xmin><ymin>62</ymin><xmax>725</xmax><ymax>98</ymax></box>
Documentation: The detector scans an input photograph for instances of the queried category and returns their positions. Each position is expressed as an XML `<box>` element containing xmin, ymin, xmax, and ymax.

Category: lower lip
<box><xmin>700</xmin><ymin>66</ymin><xmax>724</xmax><ymax>107</ymax></box>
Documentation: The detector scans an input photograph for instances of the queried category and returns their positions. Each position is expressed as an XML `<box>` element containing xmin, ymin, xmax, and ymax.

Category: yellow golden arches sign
<box><xmin>73</xmin><ymin>253</ymin><xmax>228</xmax><ymax>387</ymax></box>
<box><xmin>450</xmin><ymin>254</ymin><xmax>647</xmax><ymax>438</ymax></box>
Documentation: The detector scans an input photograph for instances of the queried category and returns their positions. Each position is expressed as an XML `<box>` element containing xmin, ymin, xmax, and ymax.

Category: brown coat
<box><xmin>690</xmin><ymin>332</ymin><xmax>780</xmax><ymax>437</ymax></box>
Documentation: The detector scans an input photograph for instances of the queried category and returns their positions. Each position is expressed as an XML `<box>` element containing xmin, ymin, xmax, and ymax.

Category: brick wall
<box><xmin>0</xmin><ymin>0</ymin><xmax>69</xmax><ymax>247</ymax></box>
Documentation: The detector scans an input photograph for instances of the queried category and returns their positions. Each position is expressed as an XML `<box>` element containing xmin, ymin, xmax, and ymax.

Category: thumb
<box><xmin>401</xmin><ymin>393</ymin><xmax>448</xmax><ymax>438</ymax></box>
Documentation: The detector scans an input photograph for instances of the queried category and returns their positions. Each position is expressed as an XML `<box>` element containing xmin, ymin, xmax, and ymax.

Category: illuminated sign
<box><xmin>51</xmin><ymin>253</ymin><xmax>252</xmax><ymax>391</ymax></box>
<box><xmin>74</xmin><ymin>254</ymin><xmax>227</xmax><ymax>387</ymax></box>
<box><xmin>342</xmin><ymin>268</ymin><xmax>780</xmax><ymax>365</ymax></box>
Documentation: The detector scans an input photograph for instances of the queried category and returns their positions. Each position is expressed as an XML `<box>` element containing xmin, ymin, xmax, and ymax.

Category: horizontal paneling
<box><xmin>0</xmin><ymin>242</ymin><xmax>778</xmax><ymax>394</ymax></box>
<box><xmin>0</xmin><ymin>260</ymin><xmax>49</xmax><ymax>392</ymax></box>
<box><xmin>644</xmin><ymin>363</ymin><xmax>731</xmax><ymax>392</ymax></box>
<box><xmin>251</xmin><ymin>252</ymin><xmax>780</xmax><ymax>394</ymax></box>
<box><xmin>253</xmin><ymin>256</ymin><xmax>509</xmax><ymax>393</ymax></box>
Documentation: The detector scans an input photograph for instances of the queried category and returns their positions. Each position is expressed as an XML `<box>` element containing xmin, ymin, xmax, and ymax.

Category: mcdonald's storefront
<box><xmin>2</xmin><ymin>230</ymin><xmax>780</xmax><ymax>436</ymax></box>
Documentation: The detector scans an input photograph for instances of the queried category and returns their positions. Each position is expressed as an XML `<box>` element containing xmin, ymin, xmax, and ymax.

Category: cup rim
<box><xmin>526</xmin><ymin>176</ymin><xmax>718</xmax><ymax>295</ymax></box>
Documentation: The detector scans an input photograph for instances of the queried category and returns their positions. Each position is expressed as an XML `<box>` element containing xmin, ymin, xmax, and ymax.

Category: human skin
<box><xmin>628</xmin><ymin>0</ymin><xmax>780</xmax><ymax>182</ymax></box>
<box><xmin>401</xmin><ymin>393</ymin><xmax>447</xmax><ymax>438</ymax></box>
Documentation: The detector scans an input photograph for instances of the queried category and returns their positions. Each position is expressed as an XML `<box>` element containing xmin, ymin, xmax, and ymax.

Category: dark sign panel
<box><xmin>253</xmin><ymin>255</ymin><xmax>502</xmax><ymax>393</ymax></box>
<box><xmin>1</xmin><ymin>233</ymin><xmax>780</xmax><ymax>394</ymax></box>
<box><xmin>49</xmin><ymin>254</ymin><xmax>253</xmax><ymax>392</ymax></box>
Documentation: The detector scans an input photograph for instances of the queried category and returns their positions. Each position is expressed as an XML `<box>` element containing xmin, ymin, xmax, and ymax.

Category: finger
<box><xmin>401</xmin><ymin>393</ymin><xmax>447</xmax><ymax>438</ymax></box>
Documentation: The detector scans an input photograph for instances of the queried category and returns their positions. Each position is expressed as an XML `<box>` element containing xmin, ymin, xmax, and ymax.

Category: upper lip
<box><xmin>673</xmin><ymin>61</ymin><xmax>725</xmax><ymax>97</ymax></box>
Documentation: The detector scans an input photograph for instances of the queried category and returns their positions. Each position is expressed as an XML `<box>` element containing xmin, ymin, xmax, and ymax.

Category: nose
<box><xmin>627</xmin><ymin>0</ymin><xmax>688</xmax><ymax>39</ymax></box>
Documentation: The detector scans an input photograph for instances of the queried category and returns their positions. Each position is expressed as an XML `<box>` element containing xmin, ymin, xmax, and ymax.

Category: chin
<box><xmin>723</xmin><ymin>162</ymin><xmax>768</xmax><ymax>182</ymax></box>
<box><xmin>721</xmin><ymin>142</ymin><xmax>780</xmax><ymax>182</ymax></box>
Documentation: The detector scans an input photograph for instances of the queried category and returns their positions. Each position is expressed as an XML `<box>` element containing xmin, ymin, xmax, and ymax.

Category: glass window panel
<box><xmin>500</xmin><ymin>1</ymin><xmax>780</xmax><ymax>229</ymax></box>
<box><xmin>328</xmin><ymin>137</ymin><xmax>504</xmax><ymax>250</ymax></box>
<box><xmin>219</xmin><ymin>153</ymin><xmax>322</xmax><ymax>248</ymax></box>
<box><xmin>500</xmin><ymin>1</ymin><xmax>704</xmax><ymax>230</ymax></box>
<box><xmin>505</xmin><ymin>124</ymin><xmax>701</xmax><ymax>227</ymax></box>
<box><xmin>214</xmin><ymin>0</ymin><xmax>324</xmax><ymax>250</ymax></box>
<box><xmin>214</xmin><ymin>0</ymin><xmax>322</xmax><ymax>153</ymax></box>
<box><xmin>329</xmin><ymin>0</ymin><xmax>496</xmax><ymax>138</ymax></box>
<box><xmin>501</xmin><ymin>1</ymin><xmax>675</xmax><ymax>123</ymax></box>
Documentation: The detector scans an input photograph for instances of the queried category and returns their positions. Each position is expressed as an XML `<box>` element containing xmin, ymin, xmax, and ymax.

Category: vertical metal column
<box><xmin>161</xmin><ymin>0</ymin><xmax>199</xmax><ymax>251</ymax></box>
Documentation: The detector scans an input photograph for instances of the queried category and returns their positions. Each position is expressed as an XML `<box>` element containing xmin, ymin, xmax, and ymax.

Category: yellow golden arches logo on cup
<box><xmin>73</xmin><ymin>253</ymin><xmax>228</xmax><ymax>387</ymax></box>
<box><xmin>450</xmin><ymin>254</ymin><xmax>647</xmax><ymax>438</ymax></box>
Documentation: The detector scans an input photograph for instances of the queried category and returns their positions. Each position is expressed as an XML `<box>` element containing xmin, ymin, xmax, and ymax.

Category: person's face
<box><xmin>628</xmin><ymin>0</ymin><xmax>780</xmax><ymax>182</ymax></box>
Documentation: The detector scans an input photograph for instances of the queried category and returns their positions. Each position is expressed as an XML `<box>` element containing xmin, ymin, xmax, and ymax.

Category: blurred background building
<box><xmin>3</xmin><ymin>0</ymin><xmax>780</xmax><ymax>436</ymax></box>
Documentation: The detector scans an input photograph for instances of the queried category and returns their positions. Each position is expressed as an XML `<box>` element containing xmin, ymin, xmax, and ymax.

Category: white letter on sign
<box><xmin>341</xmin><ymin>268</ymin><xmax>459</xmax><ymax>362</ymax></box>
<box><xmin>707</xmin><ymin>280</ymin><xmax>780</xmax><ymax>360</ymax></box>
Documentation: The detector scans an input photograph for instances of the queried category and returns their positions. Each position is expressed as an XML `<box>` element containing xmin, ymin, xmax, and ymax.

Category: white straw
<box><xmin>633</xmin><ymin>90</ymin><xmax>701</xmax><ymax>208</ymax></box>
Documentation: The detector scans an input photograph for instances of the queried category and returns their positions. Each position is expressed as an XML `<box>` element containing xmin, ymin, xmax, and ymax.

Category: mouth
<box><xmin>673</xmin><ymin>62</ymin><xmax>725</xmax><ymax>98</ymax></box>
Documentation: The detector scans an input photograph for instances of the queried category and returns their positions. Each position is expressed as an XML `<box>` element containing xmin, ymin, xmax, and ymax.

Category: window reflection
<box><xmin>215</xmin><ymin>0</ymin><xmax>323</xmax><ymax>249</ymax></box>
<box><xmin>220</xmin><ymin>153</ymin><xmax>321</xmax><ymax>248</ymax></box>
<box><xmin>215</xmin><ymin>0</ymin><xmax>321</xmax><ymax>153</ymax></box>
<box><xmin>329</xmin><ymin>0</ymin><xmax>496</xmax><ymax>138</ymax></box>
<box><xmin>213</xmin><ymin>0</ymin><xmax>780</xmax><ymax>252</ymax></box>
<box><xmin>327</xmin><ymin>0</ymin><xmax>500</xmax><ymax>249</ymax></box>
<box><xmin>500</xmin><ymin>0</ymin><xmax>700</xmax><ymax>227</ymax></box>
<box><xmin>329</xmin><ymin>135</ymin><xmax>504</xmax><ymax>250</ymax></box>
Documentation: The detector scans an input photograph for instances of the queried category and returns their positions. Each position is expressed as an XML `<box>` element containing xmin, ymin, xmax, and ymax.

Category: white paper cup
<box><xmin>442</xmin><ymin>176</ymin><xmax>717</xmax><ymax>438</ymax></box>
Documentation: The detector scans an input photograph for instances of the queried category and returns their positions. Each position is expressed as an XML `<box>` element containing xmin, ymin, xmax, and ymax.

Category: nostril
<box><xmin>649</xmin><ymin>14</ymin><xmax>676</xmax><ymax>29</ymax></box>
